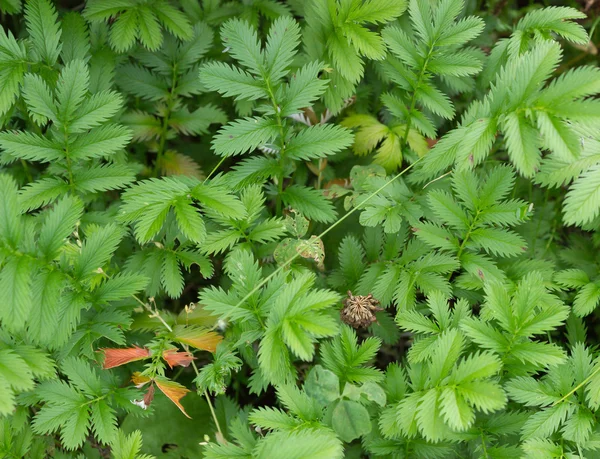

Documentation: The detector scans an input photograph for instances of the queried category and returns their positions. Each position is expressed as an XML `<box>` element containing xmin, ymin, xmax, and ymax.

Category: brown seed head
<box><xmin>340</xmin><ymin>291</ymin><xmax>383</xmax><ymax>328</ymax></box>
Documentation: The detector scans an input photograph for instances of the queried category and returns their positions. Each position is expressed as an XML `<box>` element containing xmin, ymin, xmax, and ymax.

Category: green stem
<box><xmin>190</xmin><ymin>358</ymin><xmax>225</xmax><ymax>440</ymax></box>
<box><xmin>455</xmin><ymin>209</ymin><xmax>481</xmax><ymax>262</ymax></box>
<box><xmin>204</xmin><ymin>156</ymin><xmax>228</xmax><ymax>183</ymax></box>
<box><xmin>201</xmin><ymin>384</ymin><xmax>224</xmax><ymax>440</ymax></box>
<box><xmin>64</xmin><ymin>134</ymin><xmax>74</xmax><ymax>186</ymax></box>
<box><xmin>552</xmin><ymin>363</ymin><xmax>600</xmax><ymax>406</ymax></box>
<box><xmin>401</xmin><ymin>43</ymin><xmax>436</xmax><ymax>148</ymax></box>
<box><xmin>264</xmin><ymin>77</ymin><xmax>287</xmax><ymax>216</ymax></box>
<box><xmin>480</xmin><ymin>431</ymin><xmax>489</xmax><ymax>458</ymax></box>
<box><xmin>154</xmin><ymin>63</ymin><xmax>179</xmax><ymax>176</ymax></box>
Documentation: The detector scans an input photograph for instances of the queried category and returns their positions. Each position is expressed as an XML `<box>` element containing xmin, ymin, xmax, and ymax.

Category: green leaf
<box><xmin>573</xmin><ymin>283</ymin><xmax>600</xmax><ymax>317</ymax></box>
<box><xmin>108</xmin><ymin>9</ymin><xmax>138</xmax><ymax>52</ymax></box>
<box><xmin>70</xmin><ymin>90</ymin><xmax>124</xmax><ymax>133</ymax></box>
<box><xmin>93</xmin><ymin>273</ymin><xmax>148</xmax><ymax>303</ymax></box>
<box><xmin>264</xmin><ymin>16</ymin><xmax>301</xmax><ymax>82</ymax></box>
<box><xmin>0</xmin><ymin>174</ymin><xmax>21</xmax><ymax>246</ymax></box>
<box><xmin>304</xmin><ymin>365</ymin><xmax>340</xmax><ymax>404</ymax></box>
<box><xmin>254</xmin><ymin>429</ymin><xmax>343</xmax><ymax>459</ymax></box>
<box><xmin>73</xmin><ymin>164</ymin><xmax>135</xmax><ymax>193</ymax></box>
<box><xmin>563</xmin><ymin>164</ymin><xmax>600</xmax><ymax>226</ymax></box>
<box><xmin>137</xmin><ymin>6</ymin><xmax>162</xmax><ymax>51</ymax></box>
<box><xmin>281</xmin><ymin>185</ymin><xmax>336</xmax><ymax>223</ymax></box>
<box><xmin>199</xmin><ymin>62</ymin><xmax>267</xmax><ymax>101</ymax></box>
<box><xmin>60</xmin><ymin>12</ymin><xmax>90</xmax><ymax>63</ymax></box>
<box><xmin>0</xmin><ymin>256</ymin><xmax>33</xmax><ymax>331</ymax></box>
<box><xmin>0</xmin><ymin>131</ymin><xmax>64</xmax><ymax>163</ymax></box>
<box><xmin>191</xmin><ymin>183</ymin><xmax>246</xmax><ymax>218</ymax></box>
<box><xmin>154</xmin><ymin>0</ymin><xmax>192</xmax><ymax>41</ymax></box>
<box><xmin>470</xmin><ymin>228</ymin><xmax>527</xmax><ymax>257</ymax></box>
<box><xmin>162</xmin><ymin>251</ymin><xmax>184</xmax><ymax>298</ymax></box>
<box><xmin>280</xmin><ymin>61</ymin><xmax>328</xmax><ymax>116</ymax></box>
<box><xmin>285</xmin><ymin>124</ymin><xmax>354</xmax><ymax>161</ymax></box>
<box><xmin>0</xmin><ymin>28</ymin><xmax>27</xmax><ymax>116</ymax></box>
<box><xmin>212</xmin><ymin>117</ymin><xmax>280</xmax><ymax>157</ymax></box>
<box><xmin>90</xmin><ymin>401</ymin><xmax>117</xmax><ymax>444</ymax></box>
<box><xmin>220</xmin><ymin>19</ymin><xmax>264</xmax><ymax>76</ymax></box>
<box><xmin>22</xmin><ymin>73</ymin><xmax>56</xmax><ymax>125</ymax></box>
<box><xmin>56</xmin><ymin>59</ymin><xmax>89</xmax><ymax>126</ymax></box>
<box><xmin>332</xmin><ymin>399</ymin><xmax>372</xmax><ymax>442</ymax></box>
<box><xmin>412</xmin><ymin>222</ymin><xmax>459</xmax><ymax>251</ymax></box>
<box><xmin>502</xmin><ymin>111</ymin><xmax>541</xmax><ymax>177</ymax></box>
<box><xmin>24</xmin><ymin>0</ymin><xmax>61</xmax><ymax>65</ymax></box>
<box><xmin>38</xmin><ymin>196</ymin><xmax>84</xmax><ymax>260</ymax></box>
<box><xmin>173</xmin><ymin>197</ymin><xmax>206</xmax><ymax>244</ymax></box>
<box><xmin>69</xmin><ymin>124</ymin><xmax>132</xmax><ymax>160</ymax></box>
<box><xmin>74</xmin><ymin>224</ymin><xmax>125</xmax><ymax>280</ymax></box>
<box><xmin>521</xmin><ymin>403</ymin><xmax>574</xmax><ymax>439</ymax></box>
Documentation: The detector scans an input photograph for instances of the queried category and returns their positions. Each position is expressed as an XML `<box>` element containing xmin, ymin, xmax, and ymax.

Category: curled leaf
<box><xmin>143</xmin><ymin>384</ymin><xmax>155</xmax><ymax>407</ymax></box>
<box><xmin>162</xmin><ymin>349</ymin><xmax>195</xmax><ymax>368</ymax></box>
<box><xmin>155</xmin><ymin>376</ymin><xmax>191</xmax><ymax>418</ymax></box>
<box><xmin>100</xmin><ymin>346</ymin><xmax>150</xmax><ymax>369</ymax></box>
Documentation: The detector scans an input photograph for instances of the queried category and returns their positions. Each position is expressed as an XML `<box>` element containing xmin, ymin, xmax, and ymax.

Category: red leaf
<box><xmin>100</xmin><ymin>346</ymin><xmax>150</xmax><ymax>369</ymax></box>
<box><xmin>155</xmin><ymin>377</ymin><xmax>191</xmax><ymax>418</ymax></box>
<box><xmin>162</xmin><ymin>349</ymin><xmax>195</xmax><ymax>369</ymax></box>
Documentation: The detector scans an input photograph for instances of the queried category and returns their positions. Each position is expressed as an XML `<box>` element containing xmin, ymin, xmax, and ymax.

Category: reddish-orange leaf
<box><xmin>162</xmin><ymin>349</ymin><xmax>195</xmax><ymax>369</ymax></box>
<box><xmin>174</xmin><ymin>326</ymin><xmax>222</xmax><ymax>353</ymax></box>
<box><xmin>131</xmin><ymin>372</ymin><xmax>152</xmax><ymax>388</ymax></box>
<box><xmin>155</xmin><ymin>377</ymin><xmax>191</xmax><ymax>418</ymax></box>
<box><xmin>100</xmin><ymin>346</ymin><xmax>150</xmax><ymax>369</ymax></box>
<box><xmin>143</xmin><ymin>384</ymin><xmax>155</xmax><ymax>407</ymax></box>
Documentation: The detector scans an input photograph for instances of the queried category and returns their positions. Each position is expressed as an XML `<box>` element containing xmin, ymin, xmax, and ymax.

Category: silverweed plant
<box><xmin>0</xmin><ymin>0</ymin><xmax>599</xmax><ymax>458</ymax></box>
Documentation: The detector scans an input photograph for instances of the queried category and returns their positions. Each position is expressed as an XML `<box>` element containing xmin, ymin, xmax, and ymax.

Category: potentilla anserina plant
<box><xmin>0</xmin><ymin>0</ymin><xmax>599</xmax><ymax>457</ymax></box>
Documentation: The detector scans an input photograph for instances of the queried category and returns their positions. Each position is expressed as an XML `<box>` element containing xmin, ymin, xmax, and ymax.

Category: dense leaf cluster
<box><xmin>0</xmin><ymin>0</ymin><xmax>599</xmax><ymax>458</ymax></box>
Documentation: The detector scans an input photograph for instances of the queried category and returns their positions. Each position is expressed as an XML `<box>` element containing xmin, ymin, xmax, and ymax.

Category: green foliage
<box><xmin>83</xmin><ymin>0</ymin><xmax>193</xmax><ymax>52</ymax></box>
<box><xmin>199</xmin><ymin>15</ymin><xmax>353</xmax><ymax>222</ymax></box>
<box><xmin>303</xmin><ymin>0</ymin><xmax>406</xmax><ymax>111</ymax></box>
<box><xmin>1</xmin><ymin>0</ymin><xmax>600</xmax><ymax>457</ymax></box>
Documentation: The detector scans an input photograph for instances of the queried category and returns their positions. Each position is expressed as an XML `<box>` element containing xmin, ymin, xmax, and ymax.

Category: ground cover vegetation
<box><xmin>0</xmin><ymin>0</ymin><xmax>600</xmax><ymax>457</ymax></box>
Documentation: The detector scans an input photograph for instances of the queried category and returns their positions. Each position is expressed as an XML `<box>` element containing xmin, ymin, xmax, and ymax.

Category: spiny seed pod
<box><xmin>340</xmin><ymin>291</ymin><xmax>382</xmax><ymax>329</ymax></box>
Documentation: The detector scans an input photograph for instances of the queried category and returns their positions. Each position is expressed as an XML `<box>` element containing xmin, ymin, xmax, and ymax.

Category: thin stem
<box><xmin>455</xmin><ymin>209</ymin><xmax>481</xmax><ymax>262</ymax></box>
<box><xmin>204</xmin><ymin>156</ymin><xmax>228</xmax><ymax>183</ymax></box>
<box><xmin>212</xmin><ymin>157</ymin><xmax>424</xmax><ymax>328</ymax></box>
<box><xmin>400</xmin><ymin>44</ymin><xmax>436</xmax><ymax>148</ymax></box>
<box><xmin>264</xmin><ymin>77</ymin><xmax>287</xmax><ymax>216</ymax></box>
<box><xmin>316</xmin><ymin>158</ymin><xmax>325</xmax><ymax>189</ymax></box>
<box><xmin>189</xmin><ymin>358</ymin><xmax>224</xmax><ymax>440</ymax></box>
<box><xmin>422</xmin><ymin>171</ymin><xmax>451</xmax><ymax>189</ymax></box>
<box><xmin>142</xmin><ymin>299</ymin><xmax>173</xmax><ymax>333</ymax></box>
<box><xmin>99</xmin><ymin>271</ymin><xmax>174</xmax><ymax>333</ymax></box>
<box><xmin>479</xmin><ymin>431</ymin><xmax>489</xmax><ymax>458</ymax></box>
<box><xmin>155</xmin><ymin>114</ymin><xmax>170</xmax><ymax>175</ymax></box>
<box><xmin>552</xmin><ymin>363</ymin><xmax>600</xmax><ymax>406</ymax></box>
<box><xmin>199</xmin><ymin>368</ymin><xmax>224</xmax><ymax>440</ymax></box>
<box><xmin>154</xmin><ymin>63</ymin><xmax>179</xmax><ymax>176</ymax></box>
